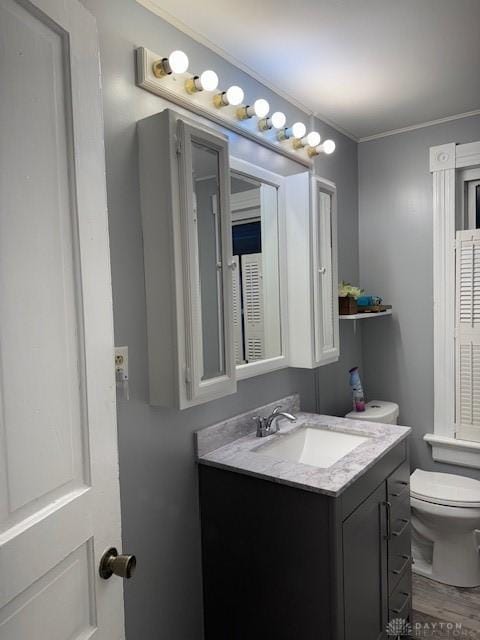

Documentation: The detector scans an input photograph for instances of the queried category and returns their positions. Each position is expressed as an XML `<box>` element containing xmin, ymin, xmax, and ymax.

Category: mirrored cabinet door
<box><xmin>177</xmin><ymin>120</ymin><xmax>236</xmax><ymax>402</ymax></box>
<box><xmin>312</xmin><ymin>179</ymin><xmax>339</xmax><ymax>364</ymax></box>
<box><xmin>285</xmin><ymin>172</ymin><xmax>339</xmax><ymax>369</ymax></box>
<box><xmin>230</xmin><ymin>158</ymin><xmax>289</xmax><ymax>379</ymax></box>
<box><xmin>138</xmin><ymin>109</ymin><xmax>236</xmax><ymax>408</ymax></box>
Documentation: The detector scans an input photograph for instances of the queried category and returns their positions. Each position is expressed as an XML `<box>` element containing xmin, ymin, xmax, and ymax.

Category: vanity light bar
<box><xmin>149</xmin><ymin>49</ymin><xmax>335</xmax><ymax>157</ymax></box>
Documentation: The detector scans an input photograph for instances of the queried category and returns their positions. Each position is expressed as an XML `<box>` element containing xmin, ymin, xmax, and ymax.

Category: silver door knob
<box><xmin>99</xmin><ymin>547</ymin><xmax>136</xmax><ymax>580</ymax></box>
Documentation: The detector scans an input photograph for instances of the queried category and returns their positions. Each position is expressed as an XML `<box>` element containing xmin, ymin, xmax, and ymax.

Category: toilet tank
<box><xmin>345</xmin><ymin>400</ymin><xmax>399</xmax><ymax>424</ymax></box>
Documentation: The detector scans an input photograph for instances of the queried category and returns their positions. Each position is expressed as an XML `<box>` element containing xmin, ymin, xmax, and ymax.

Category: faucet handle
<box><xmin>271</xmin><ymin>405</ymin><xmax>283</xmax><ymax>415</ymax></box>
<box><xmin>252</xmin><ymin>415</ymin><xmax>266</xmax><ymax>437</ymax></box>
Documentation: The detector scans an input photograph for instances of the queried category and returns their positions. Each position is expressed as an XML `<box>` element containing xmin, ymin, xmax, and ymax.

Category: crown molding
<box><xmin>359</xmin><ymin>109</ymin><xmax>480</xmax><ymax>143</ymax></box>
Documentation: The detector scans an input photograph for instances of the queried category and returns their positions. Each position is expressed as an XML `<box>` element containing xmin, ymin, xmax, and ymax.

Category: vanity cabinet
<box><xmin>198</xmin><ymin>442</ymin><xmax>411</xmax><ymax>640</ymax></box>
<box><xmin>285</xmin><ymin>173</ymin><xmax>339</xmax><ymax>368</ymax></box>
<box><xmin>138</xmin><ymin>110</ymin><xmax>236</xmax><ymax>408</ymax></box>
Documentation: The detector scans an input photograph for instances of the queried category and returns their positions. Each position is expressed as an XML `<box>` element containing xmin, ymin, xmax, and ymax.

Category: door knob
<box><xmin>99</xmin><ymin>547</ymin><xmax>136</xmax><ymax>580</ymax></box>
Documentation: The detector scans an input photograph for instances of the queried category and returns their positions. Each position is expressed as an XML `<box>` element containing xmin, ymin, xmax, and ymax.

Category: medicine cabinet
<box><xmin>138</xmin><ymin>109</ymin><xmax>339</xmax><ymax>407</ymax></box>
<box><xmin>138</xmin><ymin>110</ymin><xmax>236</xmax><ymax>408</ymax></box>
<box><xmin>285</xmin><ymin>173</ymin><xmax>339</xmax><ymax>368</ymax></box>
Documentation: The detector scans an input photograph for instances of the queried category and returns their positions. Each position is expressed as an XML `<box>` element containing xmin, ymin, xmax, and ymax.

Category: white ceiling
<box><xmin>139</xmin><ymin>0</ymin><xmax>480</xmax><ymax>140</ymax></box>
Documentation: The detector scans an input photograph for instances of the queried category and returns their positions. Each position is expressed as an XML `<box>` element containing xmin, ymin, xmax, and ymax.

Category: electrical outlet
<box><xmin>115</xmin><ymin>346</ymin><xmax>128</xmax><ymax>382</ymax></box>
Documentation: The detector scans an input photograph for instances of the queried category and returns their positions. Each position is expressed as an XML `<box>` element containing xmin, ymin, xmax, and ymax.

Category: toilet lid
<box><xmin>411</xmin><ymin>469</ymin><xmax>480</xmax><ymax>507</ymax></box>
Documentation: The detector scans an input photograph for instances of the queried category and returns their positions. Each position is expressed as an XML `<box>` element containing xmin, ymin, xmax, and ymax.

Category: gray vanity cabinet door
<box><xmin>343</xmin><ymin>483</ymin><xmax>388</xmax><ymax>640</ymax></box>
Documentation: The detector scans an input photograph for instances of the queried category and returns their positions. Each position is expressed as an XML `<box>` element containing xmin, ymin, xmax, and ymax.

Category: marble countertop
<box><xmin>195</xmin><ymin>398</ymin><xmax>411</xmax><ymax>497</ymax></box>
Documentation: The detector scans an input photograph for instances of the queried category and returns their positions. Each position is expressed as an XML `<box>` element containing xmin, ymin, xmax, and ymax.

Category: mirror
<box><xmin>192</xmin><ymin>141</ymin><xmax>226</xmax><ymax>381</ymax></box>
<box><xmin>230</xmin><ymin>169</ymin><xmax>282</xmax><ymax>367</ymax></box>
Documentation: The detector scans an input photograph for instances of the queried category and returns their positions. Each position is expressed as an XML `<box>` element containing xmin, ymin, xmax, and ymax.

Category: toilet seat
<box><xmin>411</xmin><ymin>469</ymin><xmax>480</xmax><ymax>508</ymax></box>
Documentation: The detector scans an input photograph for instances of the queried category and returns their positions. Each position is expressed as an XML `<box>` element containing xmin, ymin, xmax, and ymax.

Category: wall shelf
<box><xmin>339</xmin><ymin>310</ymin><xmax>392</xmax><ymax>320</ymax></box>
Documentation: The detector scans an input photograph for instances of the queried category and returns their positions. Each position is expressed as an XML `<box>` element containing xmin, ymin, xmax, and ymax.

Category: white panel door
<box><xmin>0</xmin><ymin>0</ymin><xmax>124</xmax><ymax>638</ymax></box>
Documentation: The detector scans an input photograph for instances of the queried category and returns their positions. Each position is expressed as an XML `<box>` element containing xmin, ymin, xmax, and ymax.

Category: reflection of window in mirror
<box><xmin>230</xmin><ymin>172</ymin><xmax>281</xmax><ymax>365</ymax></box>
<box><xmin>467</xmin><ymin>180</ymin><xmax>480</xmax><ymax>229</ymax></box>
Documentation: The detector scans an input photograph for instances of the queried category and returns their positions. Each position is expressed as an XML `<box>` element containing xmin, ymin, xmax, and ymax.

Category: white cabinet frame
<box><xmin>230</xmin><ymin>157</ymin><xmax>289</xmax><ymax>380</ymax></box>
<box><xmin>426</xmin><ymin>140</ymin><xmax>480</xmax><ymax>467</ymax></box>
<box><xmin>138</xmin><ymin>110</ymin><xmax>236</xmax><ymax>408</ymax></box>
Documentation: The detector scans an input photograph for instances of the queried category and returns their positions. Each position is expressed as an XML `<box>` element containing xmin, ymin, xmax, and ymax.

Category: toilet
<box><xmin>345</xmin><ymin>400</ymin><xmax>399</xmax><ymax>424</ymax></box>
<box><xmin>411</xmin><ymin>469</ymin><xmax>480</xmax><ymax>587</ymax></box>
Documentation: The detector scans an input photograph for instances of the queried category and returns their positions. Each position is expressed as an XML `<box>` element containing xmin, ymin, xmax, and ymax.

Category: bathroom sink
<box><xmin>256</xmin><ymin>426</ymin><xmax>369</xmax><ymax>469</ymax></box>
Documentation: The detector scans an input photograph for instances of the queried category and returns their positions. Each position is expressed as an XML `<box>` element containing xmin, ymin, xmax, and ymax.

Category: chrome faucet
<box><xmin>253</xmin><ymin>405</ymin><xmax>297</xmax><ymax>438</ymax></box>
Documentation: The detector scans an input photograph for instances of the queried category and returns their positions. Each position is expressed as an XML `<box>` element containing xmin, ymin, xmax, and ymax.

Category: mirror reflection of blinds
<box><xmin>232</xmin><ymin>255</ymin><xmax>244</xmax><ymax>365</ymax></box>
<box><xmin>241</xmin><ymin>253</ymin><xmax>265</xmax><ymax>362</ymax></box>
<box><xmin>455</xmin><ymin>229</ymin><xmax>480</xmax><ymax>442</ymax></box>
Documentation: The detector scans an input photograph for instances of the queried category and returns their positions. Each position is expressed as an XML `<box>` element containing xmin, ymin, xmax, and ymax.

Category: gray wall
<box><xmin>80</xmin><ymin>1</ymin><xmax>360</xmax><ymax>638</ymax></box>
<box><xmin>359</xmin><ymin>115</ymin><xmax>480</xmax><ymax>479</ymax></box>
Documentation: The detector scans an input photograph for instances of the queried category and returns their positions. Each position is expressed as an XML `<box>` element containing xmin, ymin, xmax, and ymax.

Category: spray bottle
<box><xmin>349</xmin><ymin>366</ymin><xmax>366</xmax><ymax>412</ymax></box>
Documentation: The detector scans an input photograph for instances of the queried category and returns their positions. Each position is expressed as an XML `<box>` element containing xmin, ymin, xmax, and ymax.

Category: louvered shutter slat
<box><xmin>241</xmin><ymin>253</ymin><xmax>265</xmax><ymax>362</ymax></box>
<box><xmin>455</xmin><ymin>230</ymin><xmax>480</xmax><ymax>442</ymax></box>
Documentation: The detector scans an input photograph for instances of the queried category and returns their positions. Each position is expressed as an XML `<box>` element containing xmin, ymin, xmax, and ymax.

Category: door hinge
<box><xmin>185</xmin><ymin>366</ymin><xmax>192</xmax><ymax>383</ymax></box>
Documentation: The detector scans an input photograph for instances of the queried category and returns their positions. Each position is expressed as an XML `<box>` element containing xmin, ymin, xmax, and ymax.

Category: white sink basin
<box><xmin>257</xmin><ymin>426</ymin><xmax>369</xmax><ymax>469</ymax></box>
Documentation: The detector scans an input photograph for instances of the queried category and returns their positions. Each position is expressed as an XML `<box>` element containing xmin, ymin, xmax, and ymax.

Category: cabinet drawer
<box><xmin>389</xmin><ymin>568</ymin><xmax>412</xmax><ymax>622</ymax></box>
<box><xmin>387</xmin><ymin>459</ymin><xmax>410</xmax><ymax>502</ymax></box>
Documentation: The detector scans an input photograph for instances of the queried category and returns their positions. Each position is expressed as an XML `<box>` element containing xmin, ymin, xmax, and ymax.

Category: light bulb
<box><xmin>236</xmin><ymin>98</ymin><xmax>269</xmax><ymax>121</ymax></box>
<box><xmin>277</xmin><ymin>121</ymin><xmax>307</xmax><ymax>142</ymax></box>
<box><xmin>306</xmin><ymin>131</ymin><xmax>321</xmax><ymax>147</ymax></box>
<box><xmin>214</xmin><ymin>85</ymin><xmax>244</xmax><ymax>108</ymax></box>
<box><xmin>168</xmin><ymin>50</ymin><xmax>189</xmax><ymax>74</ymax></box>
<box><xmin>199</xmin><ymin>70</ymin><xmax>219</xmax><ymax>92</ymax></box>
<box><xmin>185</xmin><ymin>69</ymin><xmax>219</xmax><ymax>94</ymax></box>
<box><xmin>225</xmin><ymin>85</ymin><xmax>244</xmax><ymax>106</ymax></box>
<box><xmin>271</xmin><ymin>112</ymin><xmax>286</xmax><ymax>129</ymax></box>
<box><xmin>253</xmin><ymin>99</ymin><xmax>270</xmax><ymax>118</ymax></box>
<box><xmin>308</xmin><ymin>139</ymin><xmax>336</xmax><ymax>157</ymax></box>
<box><xmin>323</xmin><ymin>139</ymin><xmax>336</xmax><ymax>154</ymax></box>
<box><xmin>152</xmin><ymin>50</ymin><xmax>189</xmax><ymax>77</ymax></box>
<box><xmin>258</xmin><ymin>111</ymin><xmax>287</xmax><ymax>132</ymax></box>
<box><xmin>291</xmin><ymin>122</ymin><xmax>306</xmax><ymax>139</ymax></box>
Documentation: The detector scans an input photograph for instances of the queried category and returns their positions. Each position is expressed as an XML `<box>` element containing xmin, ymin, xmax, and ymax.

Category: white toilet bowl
<box><xmin>411</xmin><ymin>469</ymin><xmax>480</xmax><ymax>587</ymax></box>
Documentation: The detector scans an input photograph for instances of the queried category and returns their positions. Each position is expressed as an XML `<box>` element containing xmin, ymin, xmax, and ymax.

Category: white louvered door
<box><xmin>241</xmin><ymin>253</ymin><xmax>265</xmax><ymax>361</ymax></box>
<box><xmin>455</xmin><ymin>229</ymin><xmax>480</xmax><ymax>442</ymax></box>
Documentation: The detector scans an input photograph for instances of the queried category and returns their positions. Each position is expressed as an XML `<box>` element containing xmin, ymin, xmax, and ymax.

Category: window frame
<box><xmin>426</xmin><ymin>141</ymin><xmax>480</xmax><ymax>468</ymax></box>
